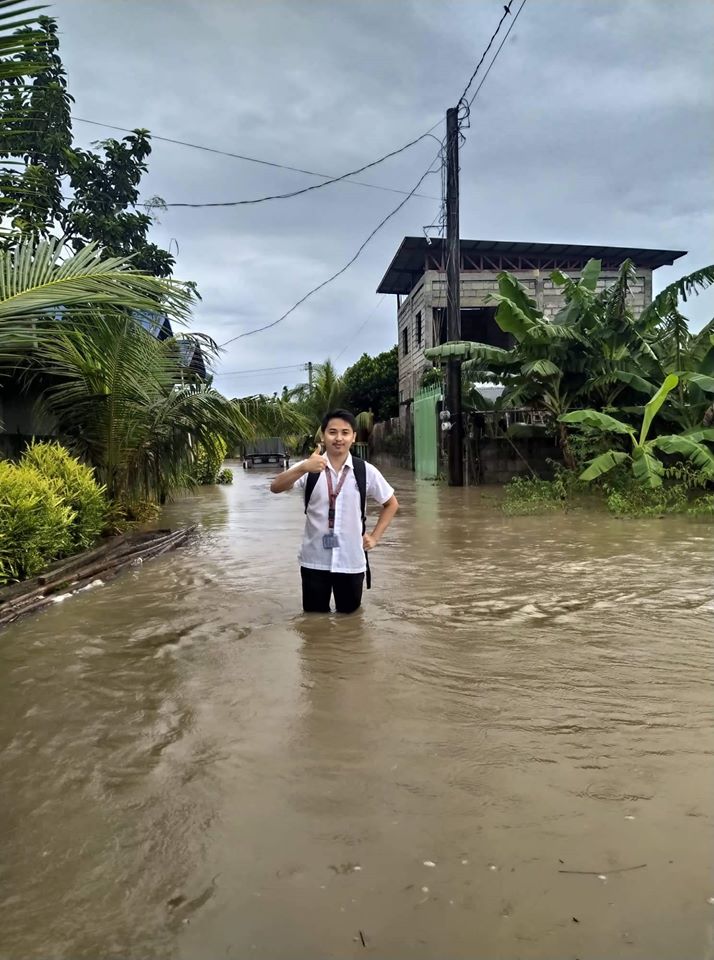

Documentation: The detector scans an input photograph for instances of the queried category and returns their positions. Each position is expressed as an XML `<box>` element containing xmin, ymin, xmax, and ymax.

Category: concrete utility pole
<box><xmin>307</xmin><ymin>361</ymin><xmax>313</xmax><ymax>395</ymax></box>
<box><xmin>445</xmin><ymin>106</ymin><xmax>464</xmax><ymax>486</ymax></box>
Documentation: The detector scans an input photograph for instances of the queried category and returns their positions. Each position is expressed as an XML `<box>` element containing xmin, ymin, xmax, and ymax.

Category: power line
<box><xmin>215</xmin><ymin>0</ymin><xmax>529</xmax><ymax>350</ymax></box>
<box><xmin>457</xmin><ymin>1</ymin><xmax>515</xmax><ymax>106</ymax></box>
<box><xmin>71</xmin><ymin>116</ymin><xmax>441</xmax><ymax>203</ymax></box>
<box><xmin>465</xmin><ymin>0</ymin><xmax>528</xmax><ymax>109</ymax></box>
<box><xmin>218</xmin><ymin>148</ymin><xmax>444</xmax><ymax>348</ymax></box>
<box><xmin>213</xmin><ymin>363</ymin><xmax>306</xmax><ymax>377</ymax></box>
<box><xmin>71</xmin><ymin>4</ymin><xmax>517</xmax><ymax>216</ymax></box>
<box><xmin>334</xmin><ymin>294</ymin><xmax>389</xmax><ymax>363</ymax></box>
<box><xmin>145</xmin><ymin>133</ymin><xmax>443</xmax><ymax>209</ymax></box>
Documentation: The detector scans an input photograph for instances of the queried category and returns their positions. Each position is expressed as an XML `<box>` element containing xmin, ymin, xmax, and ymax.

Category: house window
<box><xmin>402</xmin><ymin>326</ymin><xmax>409</xmax><ymax>355</ymax></box>
<box><xmin>416</xmin><ymin>311</ymin><xmax>422</xmax><ymax>345</ymax></box>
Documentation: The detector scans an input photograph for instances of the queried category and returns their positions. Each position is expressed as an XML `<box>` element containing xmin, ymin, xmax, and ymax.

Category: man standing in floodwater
<box><xmin>270</xmin><ymin>409</ymin><xmax>399</xmax><ymax>614</ymax></box>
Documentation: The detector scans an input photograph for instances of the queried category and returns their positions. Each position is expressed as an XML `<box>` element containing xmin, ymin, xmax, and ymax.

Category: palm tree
<box><xmin>0</xmin><ymin>236</ymin><xmax>305</xmax><ymax>502</ymax></box>
<box><xmin>289</xmin><ymin>359</ymin><xmax>345</xmax><ymax>415</ymax></box>
<box><xmin>27</xmin><ymin>309</ymin><xmax>239</xmax><ymax>500</ymax></box>
<box><xmin>0</xmin><ymin>236</ymin><xmax>194</xmax><ymax>351</ymax></box>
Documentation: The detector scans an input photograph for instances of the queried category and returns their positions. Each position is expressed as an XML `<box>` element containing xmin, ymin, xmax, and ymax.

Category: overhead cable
<box><xmin>334</xmin><ymin>294</ymin><xmax>389</xmax><ymax>363</ymax></box>
<box><xmin>72</xmin><ymin>116</ymin><xmax>441</xmax><ymax>203</ymax></box>
<box><xmin>213</xmin><ymin>363</ymin><xmax>306</xmax><ymax>377</ymax></box>
<box><xmin>457</xmin><ymin>1</ymin><xmax>515</xmax><ymax>106</ymax></box>
<box><xmin>218</xmin><ymin>148</ymin><xmax>443</xmax><ymax>347</ymax></box>
<box><xmin>465</xmin><ymin>0</ymin><xmax>528</xmax><ymax>109</ymax></box>
<box><xmin>216</xmin><ymin>0</ymin><xmax>528</xmax><ymax>347</ymax></box>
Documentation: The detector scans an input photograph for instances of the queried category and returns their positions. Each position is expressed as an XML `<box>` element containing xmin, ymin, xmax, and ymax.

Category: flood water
<box><xmin>1</xmin><ymin>463</ymin><xmax>712</xmax><ymax>959</ymax></box>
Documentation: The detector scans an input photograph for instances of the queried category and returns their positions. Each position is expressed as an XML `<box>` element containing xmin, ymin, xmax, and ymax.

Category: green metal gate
<box><xmin>353</xmin><ymin>441</ymin><xmax>369</xmax><ymax>461</ymax></box>
<box><xmin>413</xmin><ymin>385</ymin><xmax>442</xmax><ymax>479</ymax></box>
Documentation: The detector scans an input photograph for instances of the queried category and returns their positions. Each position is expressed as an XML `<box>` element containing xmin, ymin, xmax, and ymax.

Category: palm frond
<box><xmin>0</xmin><ymin>238</ymin><xmax>195</xmax><ymax>334</ymax></box>
<box><xmin>0</xmin><ymin>0</ymin><xmax>47</xmax><ymax>83</ymax></box>
<box><xmin>639</xmin><ymin>264</ymin><xmax>714</xmax><ymax>330</ymax></box>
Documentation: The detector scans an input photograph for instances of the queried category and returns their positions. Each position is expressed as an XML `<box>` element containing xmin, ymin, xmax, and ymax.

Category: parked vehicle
<box><xmin>243</xmin><ymin>438</ymin><xmax>289</xmax><ymax>470</ymax></box>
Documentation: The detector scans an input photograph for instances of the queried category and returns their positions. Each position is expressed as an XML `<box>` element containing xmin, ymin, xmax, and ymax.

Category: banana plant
<box><xmin>559</xmin><ymin>374</ymin><xmax>714</xmax><ymax>487</ymax></box>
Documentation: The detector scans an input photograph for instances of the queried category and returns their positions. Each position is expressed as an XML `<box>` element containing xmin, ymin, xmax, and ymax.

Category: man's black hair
<box><xmin>321</xmin><ymin>408</ymin><xmax>357</xmax><ymax>432</ymax></box>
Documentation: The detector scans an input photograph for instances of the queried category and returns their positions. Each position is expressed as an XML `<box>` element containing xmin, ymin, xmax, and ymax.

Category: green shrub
<box><xmin>21</xmin><ymin>441</ymin><xmax>107</xmax><ymax>549</ymax></box>
<box><xmin>689</xmin><ymin>494</ymin><xmax>714</xmax><ymax>516</ymax></box>
<box><xmin>193</xmin><ymin>436</ymin><xmax>228</xmax><ymax>485</ymax></box>
<box><xmin>663</xmin><ymin>462</ymin><xmax>711</xmax><ymax>491</ymax></box>
<box><xmin>501</xmin><ymin>475</ymin><xmax>568</xmax><ymax>515</ymax></box>
<box><xmin>604</xmin><ymin>485</ymin><xmax>686</xmax><ymax>517</ymax></box>
<box><xmin>601</xmin><ymin>466</ymin><xmax>708</xmax><ymax>517</ymax></box>
<box><xmin>216</xmin><ymin>468</ymin><xmax>233</xmax><ymax>485</ymax></box>
<box><xmin>0</xmin><ymin>461</ymin><xmax>75</xmax><ymax>584</ymax></box>
<box><xmin>104</xmin><ymin>498</ymin><xmax>161</xmax><ymax>533</ymax></box>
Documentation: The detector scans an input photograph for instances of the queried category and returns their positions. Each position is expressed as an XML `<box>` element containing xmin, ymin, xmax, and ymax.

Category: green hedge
<box><xmin>22</xmin><ymin>441</ymin><xmax>107</xmax><ymax>549</ymax></box>
<box><xmin>0</xmin><ymin>443</ymin><xmax>107</xmax><ymax>586</ymax></box>
<box><xmin>0</xmin><ymin>462</ymin><xmax>74</xmax><ymax>584</ymax></box>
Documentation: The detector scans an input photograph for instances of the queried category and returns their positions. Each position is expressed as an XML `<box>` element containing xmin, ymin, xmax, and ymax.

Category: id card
<box><xmin>322</xmin><ymin>533</ymin><xmax>340</xmax><ymax>550</ymax></box>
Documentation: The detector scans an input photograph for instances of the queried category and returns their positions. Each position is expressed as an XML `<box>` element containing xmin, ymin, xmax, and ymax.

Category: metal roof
<box><xmin>376</xmin><ymin>237</ymin><xmax>687</xmax><ymax>294</ymax></box>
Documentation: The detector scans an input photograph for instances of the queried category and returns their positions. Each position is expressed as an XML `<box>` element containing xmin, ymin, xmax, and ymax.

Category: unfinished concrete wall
<box><xmin>397</xmin><ymin>280</ymin><xmax>428</xmax><ymax>409</ymax></box>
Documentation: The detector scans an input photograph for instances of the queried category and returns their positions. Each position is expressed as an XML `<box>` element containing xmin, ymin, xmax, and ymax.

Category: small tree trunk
<box><xmin>703</xmin><ymin>402</ymin><xmax>714</xmax><ymax>428</ymax></box>
<box><xmin>558</xmin><ymin>421</ymin><xmax>577</xmax><ymax>471</ymax></box>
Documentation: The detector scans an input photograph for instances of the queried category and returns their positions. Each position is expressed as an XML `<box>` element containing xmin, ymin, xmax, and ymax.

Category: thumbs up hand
<box><xmin>305</xmin><ymin>445</ymin><xmax>327</xmax><ymax>474</ymax></box>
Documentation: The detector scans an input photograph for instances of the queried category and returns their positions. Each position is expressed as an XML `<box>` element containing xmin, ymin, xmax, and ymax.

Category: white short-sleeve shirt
<box><xmin>293</xmin><ymin>452</ymin><xmax>394</xmax><ymax>574</ymax></box>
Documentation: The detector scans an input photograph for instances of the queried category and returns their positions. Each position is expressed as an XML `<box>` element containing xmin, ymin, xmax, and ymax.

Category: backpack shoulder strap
<box><xmin>351</xmin><ymin>456</ymin><xmax>371</xmax><ymax>590</ymax></box>
<box><xmin>351</xmin><ymin>456</ymin><xmax>367</xmax><ymax>530</ymax></box>
<box><xmin>304</xmin><ymin>471</ymin><xmax>320</xmax><ymax>513</ymax></box>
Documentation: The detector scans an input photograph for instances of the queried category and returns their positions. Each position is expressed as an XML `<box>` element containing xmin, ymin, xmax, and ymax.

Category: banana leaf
<box><xmin>579</xmin><ymin>450</ymin><xmax>629</xmax><ymax>481</ymax></box>
<box><xmin>521</xmin><ymin>358</ymin><xmax>561</xmax><ymax>378</ymax></box>
<box><xmin>639</xmin><ymin>374</ymin><xmax>679</xmax><ymax>445</ymax></box>
<box><xmin>560</xmin><ymin>409</ymin><xmax>634</xmax><ymax>435</ymax></box>
<box><xmin>632</xmin><ymin>447</ymin><xmax>664</xmax><ymax>487</ymax></box>
<box><xmin>653</xmin><ymin>435</ymin><xmax>714</xmax><ymax>475</ymax></box>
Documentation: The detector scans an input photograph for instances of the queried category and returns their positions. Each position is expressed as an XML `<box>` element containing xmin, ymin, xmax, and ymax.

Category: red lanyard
<box><xmin>325</xmin><ymin>467</ymin><xmax>349</xmax><ymax>531</ymax></box>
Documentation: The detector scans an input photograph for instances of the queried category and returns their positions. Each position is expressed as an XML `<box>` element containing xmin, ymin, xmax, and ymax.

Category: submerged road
<box><xmin>1</xmin><ymin>464</ymin><xmax>712</xmax><ymax>958</ymax></box>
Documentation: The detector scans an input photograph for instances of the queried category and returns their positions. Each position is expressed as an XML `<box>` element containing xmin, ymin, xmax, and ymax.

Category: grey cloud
<box><xmin>57</xmin><ymin>0</ymin><xmax>714</xmax><ymax>396</ymax></box>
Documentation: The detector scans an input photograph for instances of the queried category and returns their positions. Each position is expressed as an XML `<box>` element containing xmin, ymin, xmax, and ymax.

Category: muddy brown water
<box><xmin>1</xmin><ymin>463</ymin><xmax>712</xmax><ymax>960</ymax></box>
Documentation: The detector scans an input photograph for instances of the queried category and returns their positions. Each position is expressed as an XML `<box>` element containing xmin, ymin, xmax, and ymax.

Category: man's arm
<box><xmin>270</xmin><ymin>446</ymin><xmax>325</xmax><ymax>493</ymax></box>
<box><xmin>363</xmin><ymin>495</ymin><xmax>399</xmax><ymax>551</ymax></box>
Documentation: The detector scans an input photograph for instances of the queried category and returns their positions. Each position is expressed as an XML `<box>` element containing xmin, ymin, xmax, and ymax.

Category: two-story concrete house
<box><xmin>376</xmin><ymin>238</ymin><xmax>686</xmax><ymax>411</ymax></box>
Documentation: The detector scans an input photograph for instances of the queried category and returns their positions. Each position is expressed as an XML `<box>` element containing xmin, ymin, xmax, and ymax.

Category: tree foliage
<box><xmin>0</xmin><ymin>14</ymin><xmax>173</xmax><ymax>274</ymax></box>
<box><xmin>342</xmin><ymin>345</ymin><xmax>398</xmax><ymax>421</ymax></box>
<box><xmin>0</xmin><ymin>237</ymin><xmax>302</xmax><ymax>503</ymax></box>
<box><xmin>286</xmin><ymin>359</ymin><xmax>346</xmax><ymax>432</ymax></box>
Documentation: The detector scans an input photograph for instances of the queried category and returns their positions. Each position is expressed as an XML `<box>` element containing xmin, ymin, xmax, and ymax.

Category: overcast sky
<box><xmin>57</xmin><ymin>0</ymin><xmax>714</xmax><ymax>397</ymax></box>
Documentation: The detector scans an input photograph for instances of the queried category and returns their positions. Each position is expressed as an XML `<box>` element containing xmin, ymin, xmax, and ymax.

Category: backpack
<box><xmin>304</xmin><ymin>455</ymin><xmax>371</xmax><ymax>589</ymax></box>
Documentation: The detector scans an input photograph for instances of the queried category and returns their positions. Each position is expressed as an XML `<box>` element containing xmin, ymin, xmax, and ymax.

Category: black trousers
<box><xmin>300</xmin><ymin>566</ymin><xmax>364</xmax><ymax>614</ymax></box>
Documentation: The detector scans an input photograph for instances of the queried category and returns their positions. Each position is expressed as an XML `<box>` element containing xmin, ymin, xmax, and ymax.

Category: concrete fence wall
<box><xmin>369</xmin><ymin>413</ymin><xmax>562</xmax><ymax>484</ymax></box>
<box><xmin>369</xmin><ymin>417</ymin><xmax>412</xmax><ymax>470</ymax></box>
